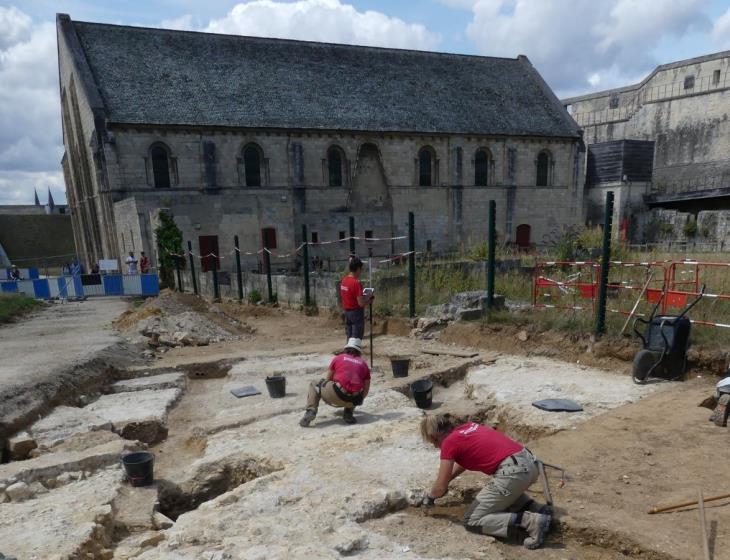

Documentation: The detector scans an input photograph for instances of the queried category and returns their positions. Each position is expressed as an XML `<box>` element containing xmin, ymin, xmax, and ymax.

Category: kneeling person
<box><xmin>300</xmin><ymin>338</ymin><xmax>370</xmax><ymax>427</ymax></box>
<box><xmin>420</xmin><ymin>414</ymin><xmax>552</xmax><ymax>549</ymax></box>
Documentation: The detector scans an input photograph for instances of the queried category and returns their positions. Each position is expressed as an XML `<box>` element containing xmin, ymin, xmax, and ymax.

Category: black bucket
<box><xmin>411</xmin><ymin>379</ymin><xmax>433</xmax><ymax>409</ymax></box>
<box><xmin>121</xmin><ymin>451</ymin><xmax>154</xmax><ymax>487</ymax></box>
<box><xmin>390</xmin><ymin>358</ymin><xmax>410</xmax><ymax>378</ymax></box>
<box><xmin>265</xmin><ymin>375</ymin><xmax>286</xmax><ymax>398</ymax></box>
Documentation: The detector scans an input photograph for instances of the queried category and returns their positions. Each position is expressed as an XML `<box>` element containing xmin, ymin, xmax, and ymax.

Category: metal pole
<box><xmin>408</xmin><ymin>211</ymin><xmax>416</xmax><ymax>318</ymax></box>
<box><xmin>234</xmin><ymin>235</ymin><xmax>243</xmax><ymax>301</ymax></box>
<box><xmin>595</xmin><ymin>191</ymin><xmax>614</xmax><ymax>337</ymax></box>
<box><xmin>187</xmin><ymin>240</ymin><xmax>198</xmax><ymax>296</ymax></box>
<box><xmin>265</xmin><ymin>248</ymin><xmax>273</xmax><ymax>303</ymax></box>
<box><xmin>349</xmin><ymin>216</ymin><xmax>356</xmax><ymax>256</ymax></box>
<box><xmin>486</xmin><ymin>200</ymin><xmax>496</xmax><ymax>311</ymax></box>
<box><xmin>302</xmin><ymin>225</ymin><xmax>310</xmax><ymax>307</ymax></box>
<box><xmin>211</xmin><ymin>257</ymin><xmax>220</xmax><ymax>302</ymax></box>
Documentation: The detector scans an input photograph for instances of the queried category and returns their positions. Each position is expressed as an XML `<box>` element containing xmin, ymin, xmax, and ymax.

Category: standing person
<box><xmin>125</xmin><ymin>252</ymin><xmax>138</xmax><ymax>274</ymax></box>
<box><xmin>299</xmin><ymin>338</ymin><xmax>370</xmax><ymax>427</ymax></box>
<box><xmin>340</xmin><ymin>256</ymin><xmax>373</xmax><ymax>341</ymax></box>
<box><xmin>9</xmin><ymin>265</ymin><xmax>21</xmax><ymax>281</ymax></box>
<box><xmin>139</xmin><ymin>251</ymin><xmax>150</xmax><ymax>274</ymax></box>
<box><xmin>419</xmin><ymin>414</ymin><xmax>552</xmax><ymax>550</ymax></box>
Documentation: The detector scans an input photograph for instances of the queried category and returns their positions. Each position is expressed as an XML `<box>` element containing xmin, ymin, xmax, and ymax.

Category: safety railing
<box><xmin>533</xmin><ymin>259</ymin><xmax>730</xmax><ymax>329</ymax></box>
<box><xmin>0</xmin><ymin>273</ymin><xmax>159</xmax><ymax>300</ymax></box>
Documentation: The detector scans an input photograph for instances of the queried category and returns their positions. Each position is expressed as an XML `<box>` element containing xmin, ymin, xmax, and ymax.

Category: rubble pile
<box><xmin>138</xmin><ymin>311</ymin><xmax>237</xmax><ymax>347</ymax></box>
<box><xmin>414</xmin><ymin>291</ymin><xmax>505</xmax><ymax>338</ymax></box>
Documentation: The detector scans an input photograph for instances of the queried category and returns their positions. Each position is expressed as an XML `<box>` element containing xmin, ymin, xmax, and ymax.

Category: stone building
<box><xmin>562</xmin><ymin>51</ymin><xmax>730</xmax><ymax>243</ymax></box>
<box><xmin>56</xmin><ymin>14</ymin><xmax>584</xmax><ymax>271</ymax></box>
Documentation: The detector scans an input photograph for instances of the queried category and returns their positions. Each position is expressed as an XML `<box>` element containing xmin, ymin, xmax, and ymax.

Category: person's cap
<box><xmin>345</xmin><ymin>338</ymin><xmax>362</xmax><ymax>352</ymax></box>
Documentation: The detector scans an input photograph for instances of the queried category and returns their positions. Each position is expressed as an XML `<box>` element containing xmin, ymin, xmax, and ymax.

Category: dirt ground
<box><xmin>2</xmin><ymin>293</ymin><xmax>728</xmax><ymax>559</ymax></box>
<box><xmin>137</xmin><ymin>295</ymin><xmax>728</xmax><ymax>560</ymax></box>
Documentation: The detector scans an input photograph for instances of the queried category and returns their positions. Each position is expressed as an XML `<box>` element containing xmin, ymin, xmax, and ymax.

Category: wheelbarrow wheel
<box><xmin>633</xmin><ymin>349</ymin><xmax>659</xmax><ymax>384</ymax></box>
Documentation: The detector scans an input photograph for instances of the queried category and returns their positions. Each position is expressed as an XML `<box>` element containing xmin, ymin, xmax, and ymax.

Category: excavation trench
<box><xmin>157</xmin><ymin>456</ymin><xmax>283</xmax><ymax>520</ymax></box>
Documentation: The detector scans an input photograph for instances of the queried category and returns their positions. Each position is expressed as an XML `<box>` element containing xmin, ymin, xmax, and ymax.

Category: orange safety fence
<box><xmin>532</xmin><ymin>259</ymin><xmax>730</xmax><ymax>329</ymax></box>
<box><xmin>532</xmin><ymin>261</ymin><xmax>599</xmax><ymax>312</ymax></box>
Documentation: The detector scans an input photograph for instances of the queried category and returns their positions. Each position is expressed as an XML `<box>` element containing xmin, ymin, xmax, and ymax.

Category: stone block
<box><xmin>83</xmin><ymin>388</ymin><xmax>182</xmax><ymax>444</ymax></box>
<box><xmin>28</xmin><ymin>406</ymin><xmax>112</xmax><ymax>449</ymax></box>
<box><xmin>110</xmin><ymin>372</ymin><xmax>187</xmax><ymax>394</ymax></box>
<box><xmin>5</xmin><ymin>481</ymin><xmax>31</xmax><ymax>501</ymax></box>
<box><xmin>6</xmin><ymin>432</ymin><xmax>37</xmax><ymax>460</ymax></box>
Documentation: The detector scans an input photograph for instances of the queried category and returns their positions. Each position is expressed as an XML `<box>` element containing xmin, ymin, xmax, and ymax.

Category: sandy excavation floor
<box><xmin>0</xmin><ymin>294</ymin><xmax>728</xmax><ymax>560</ymax></box>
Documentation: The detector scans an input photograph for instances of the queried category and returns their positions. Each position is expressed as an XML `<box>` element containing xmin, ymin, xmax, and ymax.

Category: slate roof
<box><xmin>69</xmin><ymin>20</ymin><xmax>580</xmax><ymax>138</ymax></box>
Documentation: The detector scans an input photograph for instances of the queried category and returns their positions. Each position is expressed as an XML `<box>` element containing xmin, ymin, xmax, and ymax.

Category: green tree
<box><xmin>155</xmin><ymin>211</ymin><xmax>184</xmax><ymax>289</ymax></box>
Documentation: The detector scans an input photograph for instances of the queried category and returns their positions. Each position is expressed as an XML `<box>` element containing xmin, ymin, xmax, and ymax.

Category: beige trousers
<box><xmin>306</xmin><ymin>380</ymin><xmax>355</xmax><ymax>411</ymax></box>
<box><xmin>463</xmin><ymin>448</ymin><xmax>539</xmax><ymax>538</ymax></box>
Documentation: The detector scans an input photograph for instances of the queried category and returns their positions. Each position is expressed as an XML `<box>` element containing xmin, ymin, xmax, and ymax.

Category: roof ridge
<box><xmin>71</xmin><ymin>19</ymin><xmax>519</xmax><ymax>63</ymax></box>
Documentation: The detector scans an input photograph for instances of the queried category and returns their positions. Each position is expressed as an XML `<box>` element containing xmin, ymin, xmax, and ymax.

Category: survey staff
<box><xmin>340</xmin><ymin>255</ymin><xmax>373</xmax><ymax>341</ymax></box>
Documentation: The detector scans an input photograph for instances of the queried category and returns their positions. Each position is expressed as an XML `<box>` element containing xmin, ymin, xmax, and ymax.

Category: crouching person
<box><xmin>419</xmin><ymin>414</ymin><xmax>551</xmax><ymax>549</ymax></box>
<box><xmin>300</xmin><ymin>338</ymin><xmax>370</xmax><ymax>427</ymax></box>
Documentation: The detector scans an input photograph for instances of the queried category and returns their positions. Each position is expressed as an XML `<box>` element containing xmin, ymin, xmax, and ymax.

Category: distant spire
<box><xmin>47</xmin><ymin>188</ymin><xmax>55</xmax><ymax>211</ymax></box>
<box><xmin>34</xmin><ymin>188</ymin><xmax>40</xmax><ymax>206</ymax></box>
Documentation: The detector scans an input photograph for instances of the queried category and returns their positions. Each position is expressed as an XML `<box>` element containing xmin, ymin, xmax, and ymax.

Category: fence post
<box><xmin>234</xmin><ymin>235</ymin><xmax>243</xmax><ymax>302</ymax></box>
<box><xmin>349</xmin><ymin>216</ymin><xmax>356</xmax><ymax>256</ymax></box>
<box><xmin>302</xmin><ymin>225</ymin><xmax>311</xmax><ymax>307</ymax></box>
<box><xmin>486</xmin><ymin>200</ymin><xmax>496</xmax><ymax>311</ymax></box>
<box><xmin>212</xmin><ymin>258</ymin><xmax>221</xmax><ymax>302</ymax></box>
<box><xmin>265</xmin><ymin>249</ymin><xmax>274</xmax><ymax>303</ymax></box>
<box><xmin>187</xmin><ymin>240</ymin><xmax>198</xmax><ymax>296</ymax></box>
<box><xmin>175</xmin><ymin>256</ymin><xmax>183</xmax><ymax>292</ymax></box>
<box><xmin>595</xmin><ymin>191</ymin><xmax>614</xmax><ymax>337</ymax></box>
<box><xmin>408</xmin><ymin>211</ymin><xmax>416</xmax><ymax>318</ymax></box>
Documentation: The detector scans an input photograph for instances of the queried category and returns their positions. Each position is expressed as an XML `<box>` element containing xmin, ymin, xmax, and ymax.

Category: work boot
<box><xmin>522</xmin><ymin>499</ymin><xmax>553</xmax><ymax>517</ymax></box>
<box><xmin>299</xmin><ymin>409</ymin><xmax>316</xmax><ymax>427</ymax></box>
<box><xmin>520</xmin><ymin>511</ymin><xmax>551</xmax><ymax>549</ymax></box>
<box><xmin>343</xmin><ymin>408</ymin><xmax>356</xmax><ymax>424</ymax></box>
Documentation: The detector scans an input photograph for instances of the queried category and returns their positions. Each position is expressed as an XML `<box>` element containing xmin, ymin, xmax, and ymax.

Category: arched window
<box><xmin>418</xmin><ymin>147</ymin><xmax>434</xmax><ymax>186</ymax></box>
<box><xmin>536</xmin><ymin>150</ymin><xmax>551</xmax><ymax>187</ymax></box>
<box><xmin>151</xmin><ymin>144</ymin><xmax>171</xmax><ymax>188</ymax></box>
<box><xmin>327</xmin><ymin>146</ymin><xmax>344</xmax><ymax>187</ymax></box>
<box><xmin>474</xmin><ymin>148</ymin><xmax>491</xmax><ymax>186</ymax></box>
<box><xmin>243</xmin><ymin>143</ymin><xmax>263</xmax><ymax>187</ymax></box>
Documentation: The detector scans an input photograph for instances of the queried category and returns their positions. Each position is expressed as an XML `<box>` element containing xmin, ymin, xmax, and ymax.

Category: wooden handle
<box><xmin>648</xmin><ymin>492</ymin><xmax>730</xmax><ymax>514</ymax></box>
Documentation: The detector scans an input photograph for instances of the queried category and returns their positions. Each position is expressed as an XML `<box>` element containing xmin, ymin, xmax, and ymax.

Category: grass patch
<box><xmin>0</xmin><ymin>293</ymin><xmax>43</xmax><ymax>324</ymax></box>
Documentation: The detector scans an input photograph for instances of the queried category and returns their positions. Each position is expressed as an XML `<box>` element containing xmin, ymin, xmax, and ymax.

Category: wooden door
<box><xmin>516</xmin><ymin>224</ymin><xmax>531</xmax><ymax>249</ymax></box>
<box><xmin>199</xmin><ymin>235</ymin><xmax>219</xmax><ymax>272</ymax></box>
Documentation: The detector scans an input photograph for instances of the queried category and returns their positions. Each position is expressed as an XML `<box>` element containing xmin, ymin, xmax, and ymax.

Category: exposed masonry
<box><xmin>56</xmin><ymin>14</ymin><xmax>585</xmax><ymax>271</ymax></box>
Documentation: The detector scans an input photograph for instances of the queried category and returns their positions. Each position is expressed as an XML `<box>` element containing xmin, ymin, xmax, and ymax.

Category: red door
<box><xmin>261</xmin><ymin>228</ymin><xmax>277</xmax><ymax>250</ymax></box>
<box><xmin>199</xmin><ymin>235</ymin><xmax>219</xmax><ymax>272</ymax></box>
<box><xmin>516</xmin><ymin>224</ymin><xmax>531</xmax><ymax>249</ymax></box>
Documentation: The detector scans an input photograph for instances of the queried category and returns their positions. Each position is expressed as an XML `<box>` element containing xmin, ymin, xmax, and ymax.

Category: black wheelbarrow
<box><xmin>631</xmin><ymin>285</ymin><xmax>704</xmax><ymax>384</ymax></box>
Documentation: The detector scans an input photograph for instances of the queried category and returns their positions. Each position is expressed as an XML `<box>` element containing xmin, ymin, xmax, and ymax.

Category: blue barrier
<box><xmin>3</xmin><ymin>267</ymin><xmax>39</xmax><ymax>280</ymax></box>
<box><xmin>0</xmin><ymin>273</ymin><xmax>160</xmax><ymax>300</ymax></box>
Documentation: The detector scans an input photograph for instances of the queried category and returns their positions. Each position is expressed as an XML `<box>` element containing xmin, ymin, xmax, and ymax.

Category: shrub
<box><xmin>155</xmin><ymin>212</ymin><xmax>184</xmax><ymax>289</ymax></box>
<box><xmin>248</xmin><ymin>290</ymin><xmax>262</xmax><ymax>304</ymax></box>
<box><xmin>683</xmin><ymin>220</ymin><xmax>697</xmax><ymax>238</ymax></box>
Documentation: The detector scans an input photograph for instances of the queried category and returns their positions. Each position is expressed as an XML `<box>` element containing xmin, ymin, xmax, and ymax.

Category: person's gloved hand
<box><xmin>420</xmin><ymin>495</ymin><xmax>435</xmax><ymax>508</ymax></box>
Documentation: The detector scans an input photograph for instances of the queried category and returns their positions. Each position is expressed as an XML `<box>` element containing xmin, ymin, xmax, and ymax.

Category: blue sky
<box><xmin>2</xmin><ymin>0</ymin><xmax>730</xmax><ymax>205</ymax></box>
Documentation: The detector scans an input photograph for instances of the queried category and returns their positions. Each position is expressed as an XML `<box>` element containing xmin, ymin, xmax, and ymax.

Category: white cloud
<box><xmin>462</xmin><ymin>0</ymin><xmax>710</xmax><ymax>95</ymax></box>
<box><xmin>0</xmin><ymin>11</ymin><xmax>65</xmax><ymax>205</ymax></box>
<box><xmin>0</xmin><ymin>5</ymin><xmax>32</xmax><ymax>50</ymax></box>
<box><xmin>205</xmin><ymin>0</ymin><xmax>441</xmax><ymax>50</ymax></box>
<box><xmin>711</xmin><ymin>7</ymin><xmax>730</xmax><ymax>49</ymax></box>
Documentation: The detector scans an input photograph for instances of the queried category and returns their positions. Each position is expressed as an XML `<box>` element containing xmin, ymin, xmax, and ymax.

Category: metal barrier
<box><xmin>533</xmin><ymin>259</ymin><xmax>730</xmax><ymax>329</ymax></box>
<box><xmin>0</xmin><ymin>273</ymin><xmax>159</xmax><ymax>299</ymax></box>
<box><xmin>605</xmin><ymin>261</ymin><xmax>669</xmax><ymax>318</ymax></box>
<box><xmin>2</xmin><ymin>267</ymin><xmax>39</xmax><ymax>280</ymax></box>
<box><xmin>532</xmin><ymin>261</ymin><xmax>598</xmax><ymax>311</ymax></box>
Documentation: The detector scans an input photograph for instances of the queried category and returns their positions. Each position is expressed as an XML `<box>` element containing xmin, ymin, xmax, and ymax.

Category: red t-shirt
<box><xmin>330</xmin><ymin>353</ymin><xmax>371</xmax><ymax>393</ymax></box>
<box><xmin>440</xmin><ymin>423</ymin><xmax>523</xmax><ymax>475</ymax></box>
<box><xmin>340</xmin><ymin>275</ymin><xmax>364</xmax><ymax>310</ymax></box>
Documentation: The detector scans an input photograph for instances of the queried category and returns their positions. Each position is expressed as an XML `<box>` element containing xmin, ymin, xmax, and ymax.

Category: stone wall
<box><xmin>563</xmin><ymin>54</ymin><xmax>730</xmax><ymax>190</ymax></box>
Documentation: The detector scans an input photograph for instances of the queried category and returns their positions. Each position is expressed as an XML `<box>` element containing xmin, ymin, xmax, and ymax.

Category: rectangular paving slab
<box><xmin>28</xmin><ymin>405</ymin><xmax>112</xmax><ymax>449</ymax></box>
<box><xmin>84</xmin><ymin>388</ymin><xmax>182</xmax><ymax>444</ymax></box>
<box><xmin>110</xmin><ymin>372</ymin><xmax>187</xmax><ymax>394</ymax></box>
